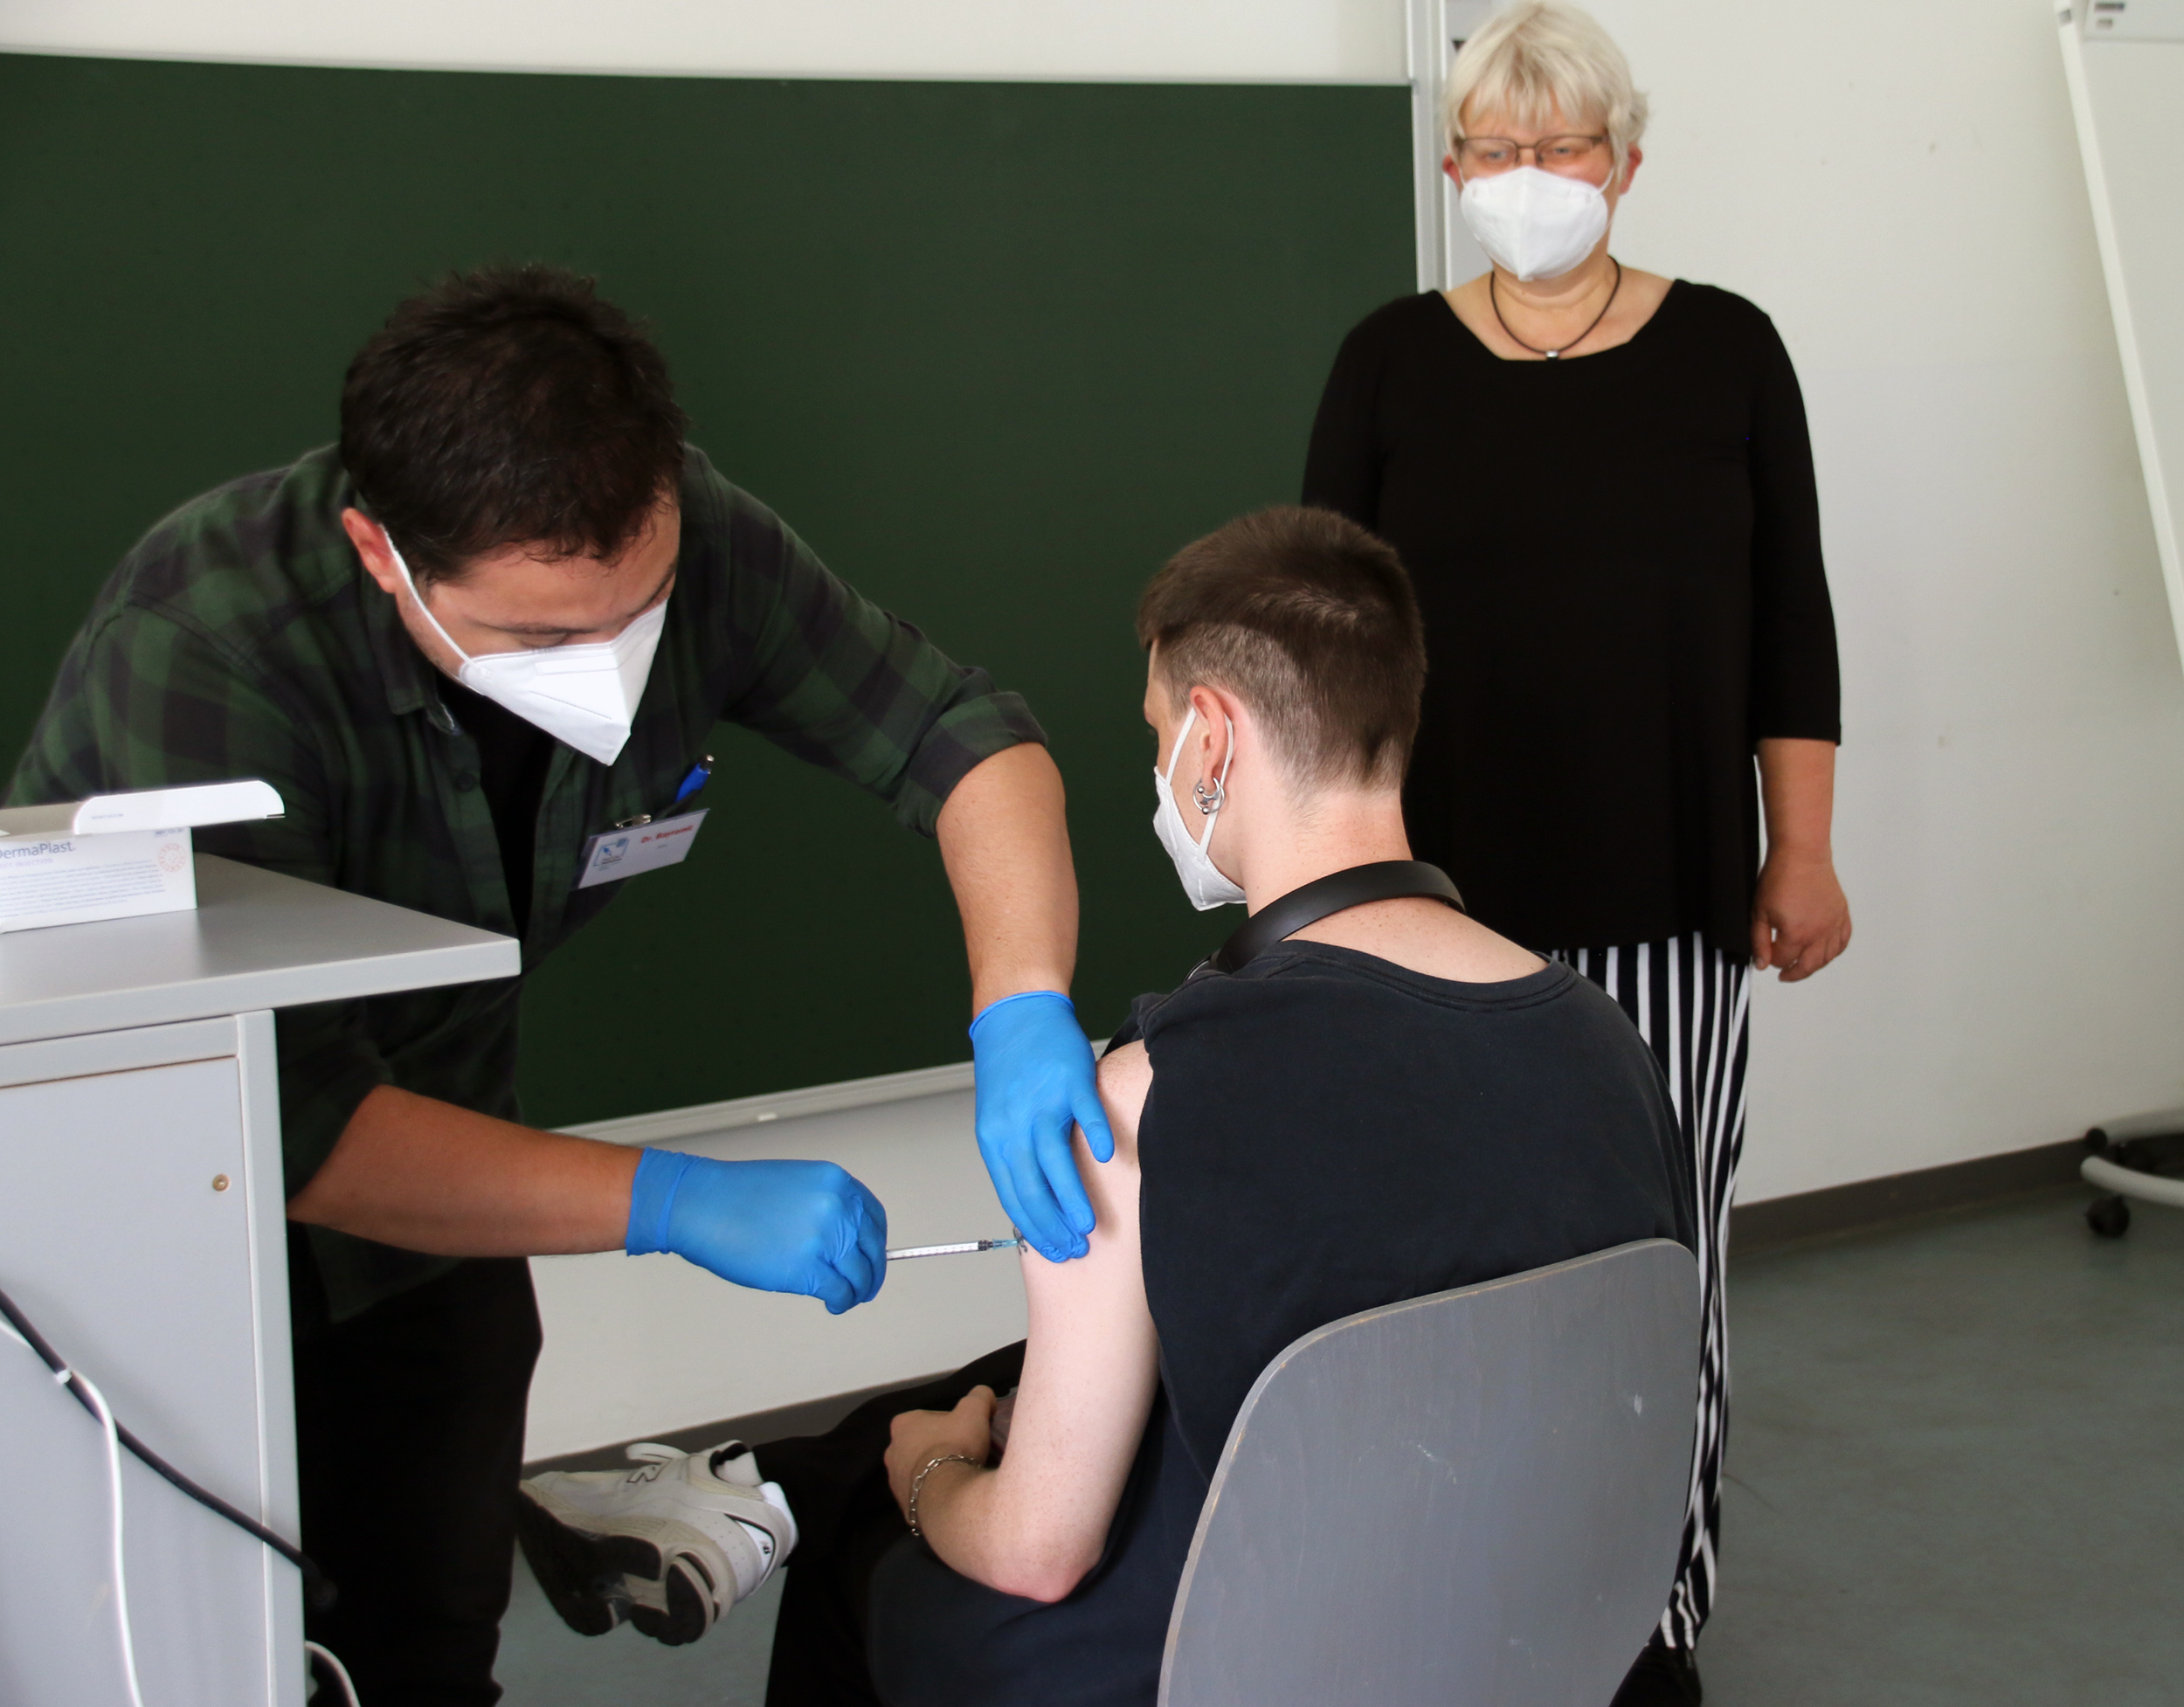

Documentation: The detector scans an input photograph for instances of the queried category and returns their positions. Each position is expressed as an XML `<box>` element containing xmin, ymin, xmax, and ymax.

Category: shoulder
<box><xmin>1142</xmin><ymin>952</ymin><xmax>1629</xmax><ymax>1048</ymax></box>
<box><xmin>1666</xmin><ymin>280</ymin><xmax>1769</xmax><ymax>325</ymax></box>
<box><xmin>1662</xmin><ymin>282</ymin><xmax>1792</xmax><ymax>358</ymax></box>
<box><xmin>1324</xmin><ymin>294</ymin><xmax>1454</xmax><ymax>382</ymax></box>
<box><xmin>62</xmin><ymin>448</ymin><xmax>360</xmax><ymax>684</ymax></box>
<box><xmin>677</xmin><ymin>443</ymin><xmax>770</xmax><ymax>550</ymax></box>
<box><xmin>1339</xmin><ymin>291</ymin><xmax>1448</xmax><ymax>356</ymax></box>
<box><xmin>1534</xmin><ymin>970</ymin><xmax>1682</xmax><ymax>1117</ymax></box>
<box><xmin>675</xmin><ymin>443</ymin><xmax>822</xmax><ymax>596</ymax></box>
<box><xmin>10</xmin><ymin>456</ymin><xmax>353</xmax><ymax>805</ymax></box>
<box><xmin>106</xmin><ymin>449</ymin><xmax>352</xmax><ymax>614</ymax></box>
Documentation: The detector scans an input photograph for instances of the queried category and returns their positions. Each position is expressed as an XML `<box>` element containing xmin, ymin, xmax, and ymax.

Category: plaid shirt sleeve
<box><xmin>9</xmin><ymin>452</ymin><xmax>1052</xmax><ymax>1220</ymax></box>
<box><xmin>691</xmin><ymin>464</ymin><xmax>1047</xmax><ymax>834</ymax></box>
<box><xmin>8</xmin><ymin>601</ymin><xmax>397</xmax><ymax>1195</ymax></box>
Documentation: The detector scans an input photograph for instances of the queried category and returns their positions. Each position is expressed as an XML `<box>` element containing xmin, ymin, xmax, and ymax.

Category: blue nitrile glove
<box><xmin>968</xmin><ymin>991</ymin><xmax>1115</xmax><ymax>1263</ymax></box>
<box><xmin>625</xmin><ymin>1149</ymin><xmax>888</xmax><ymax>1315</ymax></box>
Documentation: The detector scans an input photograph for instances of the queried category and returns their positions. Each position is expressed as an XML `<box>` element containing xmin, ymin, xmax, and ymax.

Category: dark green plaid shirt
<box><xmin>9</xmin><ymin>445</ymin><xmax>1043</xmax><ymax>1322</ymax></box>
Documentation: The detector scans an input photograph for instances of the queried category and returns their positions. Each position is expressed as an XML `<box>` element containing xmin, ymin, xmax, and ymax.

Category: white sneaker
<box><xmin>517</xmin><ymin>1440</ymin><xmax>798</xmax><ymax>1646</ymax></box>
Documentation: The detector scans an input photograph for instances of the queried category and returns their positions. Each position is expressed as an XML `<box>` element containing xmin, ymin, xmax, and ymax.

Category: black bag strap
<box><xmin>1206</xmin><ymin>860</ymin><xmax>1465</xmax><ymax>976</ymax></box>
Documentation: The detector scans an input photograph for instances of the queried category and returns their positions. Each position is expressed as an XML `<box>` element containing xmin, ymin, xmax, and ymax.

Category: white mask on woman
<box><xmin>1151</xmin><ymin>706</ymin><xmax>1247</xmax><ymax>910</ymax></box>
<box><xmin>1457</xmin><ymin>164</ymin><xmax>1611</xmax><ymax>283</ymax></box>
<box><xmin>385</xmin><ymin>536</ymin><xmax>666</xmax><ymax>766</ymax></box>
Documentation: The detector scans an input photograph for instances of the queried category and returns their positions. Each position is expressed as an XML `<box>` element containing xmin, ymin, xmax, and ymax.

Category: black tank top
<box><xmin>867</xmin><ymin>944</ymin><xmax>1690</xmax><ymax>1707</ymax></box>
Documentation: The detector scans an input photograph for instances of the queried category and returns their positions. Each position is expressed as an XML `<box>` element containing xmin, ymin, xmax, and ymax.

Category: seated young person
<box><xmin>517</xmin><ymin>506</ymin><xmax>1692</xmax><ymax>1704</ymax></box>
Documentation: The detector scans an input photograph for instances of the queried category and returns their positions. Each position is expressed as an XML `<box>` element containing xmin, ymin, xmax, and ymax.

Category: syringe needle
<box><xmin>885</xmin><ymin>1236</ymin><xmax>1025</xmax><ymax>1261</ymax></box>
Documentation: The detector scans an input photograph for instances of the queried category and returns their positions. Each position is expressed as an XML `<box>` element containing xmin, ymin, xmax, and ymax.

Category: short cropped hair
<box><xmin>1137</xmin><ymin>508</ymin><xmax>1425</xmax><ymax>791</ymax></box>
<box><xmin>340</xmin><ymin>264</ymin><xmax>689</xmax><ymax>584</ymax></box>
<box><xmin>1445</xmin><ymin>0</ymin><xmax>1650</xmax><ymax>179</ymax></box>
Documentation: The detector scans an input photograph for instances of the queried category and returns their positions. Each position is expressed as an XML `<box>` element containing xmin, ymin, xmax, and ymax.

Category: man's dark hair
<box><xmin>340</xmin><ymin>264</ymin><xmax>689</xmax><ymax>583</ymax></box>
<box><xmin>1136</xmin><ymin>506</ymin><xmax>1426</xmax><ymax>790</ymax></box>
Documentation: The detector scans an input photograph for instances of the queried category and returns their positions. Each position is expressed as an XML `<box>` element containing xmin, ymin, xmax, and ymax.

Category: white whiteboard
<box><xmin>2060</xmin><ymin>3</ymin><xmax>2184</xmax><ymax>668</ymax></box>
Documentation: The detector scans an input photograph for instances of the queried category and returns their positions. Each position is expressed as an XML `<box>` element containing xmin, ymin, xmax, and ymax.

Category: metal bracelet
<box><xmin>908</xmin><ymin>1452</ymin><xmax>981</xmax><ymax>1538</ymax></box>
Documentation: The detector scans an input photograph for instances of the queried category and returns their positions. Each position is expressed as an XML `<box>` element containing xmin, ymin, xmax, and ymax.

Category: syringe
<box><xmin>886</xmin><ymin>1236</ymin><xmax>1024</xmax><ymax>1261</ymax></box>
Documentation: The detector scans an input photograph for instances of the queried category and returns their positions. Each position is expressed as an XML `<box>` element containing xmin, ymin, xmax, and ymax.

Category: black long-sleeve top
<box><xmin>1303</xmin><ymin>282</ymin><xmax>1841</xmax><ymax>951</ymax></box>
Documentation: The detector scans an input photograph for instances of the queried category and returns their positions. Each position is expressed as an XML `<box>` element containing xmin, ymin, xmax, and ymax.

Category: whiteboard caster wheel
<box><xmin>2085</xmin><ymin>1195</ymin><xmax>2131</xmax><ymax>1239</ymax></box>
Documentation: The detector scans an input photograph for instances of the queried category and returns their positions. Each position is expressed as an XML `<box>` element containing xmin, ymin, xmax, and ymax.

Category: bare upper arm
<box><xmin>1092</xmin><ymin>1038</ymin><xmax>1151</xmax><ymax>1165</ymax></box>
<box><xmin>976</xmin><ymin>1039</ymin><xmax>1158</xmax><ymax>1598</ymax></box>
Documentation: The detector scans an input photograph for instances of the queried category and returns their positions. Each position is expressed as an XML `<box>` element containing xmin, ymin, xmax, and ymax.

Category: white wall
<box><xmin>17</xmin><ymin>0</ymin><xmax>2181</xmax><ymax>1445</ymax></box>
<box><xmin>0</xmin><ymin>0</ymin><xmax>1405</xmax><ymax>81</ymax></box>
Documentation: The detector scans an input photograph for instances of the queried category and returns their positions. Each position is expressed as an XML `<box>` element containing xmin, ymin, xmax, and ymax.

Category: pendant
<box><xmin>1545</xmin><ymin>350</ymin><xmax>1561</xmax><ymax>361</ymax></box>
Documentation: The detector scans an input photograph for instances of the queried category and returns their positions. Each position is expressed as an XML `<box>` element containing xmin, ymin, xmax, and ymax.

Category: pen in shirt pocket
<box><xmin>669</xmin><ymin>755</ymin><xmax>714</xmax><ymax>812</ymax></box>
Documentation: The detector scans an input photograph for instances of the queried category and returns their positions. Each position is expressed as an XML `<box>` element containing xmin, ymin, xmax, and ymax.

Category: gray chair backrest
<box><xmin>1158</xmin><ymin>1239</ymin><xmax>1699</xmax><ymax>1707</ymax></box>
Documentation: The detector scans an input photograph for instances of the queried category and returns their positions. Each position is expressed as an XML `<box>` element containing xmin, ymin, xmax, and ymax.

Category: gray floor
<box><xmin>1702</xmin><ymin>1185</ymin><xmax>2184</xmax><ymax>1704</ymax></box>
<box><xmin>494</xmin><ymin>1185</ymin><xmax>2184</xmax><ymax>1704</ymax></box>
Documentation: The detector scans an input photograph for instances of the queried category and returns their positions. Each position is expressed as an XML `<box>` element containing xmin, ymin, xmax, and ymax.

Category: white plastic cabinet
<box><xmin>0</xmin><ymin>857</ymin><xmax>516</xmax><ymax>1705</ymax></box>
<box><xmin>0</xmin><ymin>1018</ymin><xmax>291</xmax><ymax>1705</ymax></box>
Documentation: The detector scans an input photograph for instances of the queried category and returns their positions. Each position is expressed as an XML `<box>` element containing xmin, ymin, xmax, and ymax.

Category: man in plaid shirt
<box><xmin>9</xmin><ymin>266</ymin><xmax>1112</xmax><ymax>1703</ymax></box>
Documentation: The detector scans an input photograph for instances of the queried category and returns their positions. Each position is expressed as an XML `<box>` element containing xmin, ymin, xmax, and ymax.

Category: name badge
<box><xmin>575</xmin><ymin>809</ymin><xmax>708</xmax><ymax>889</ymax></box>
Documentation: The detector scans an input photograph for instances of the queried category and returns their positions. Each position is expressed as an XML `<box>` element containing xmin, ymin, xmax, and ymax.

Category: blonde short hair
<box><xmin>1444</xmin><ymin>1</ymin><xmax>1650</xmax><ymax>178</ymax></box>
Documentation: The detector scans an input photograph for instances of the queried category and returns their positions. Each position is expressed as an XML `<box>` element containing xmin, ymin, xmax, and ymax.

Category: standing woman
<box><xmin>1303</xmin><ymin>3</ymin><xmax>1849</xmax><ymax>1700</ymax></box>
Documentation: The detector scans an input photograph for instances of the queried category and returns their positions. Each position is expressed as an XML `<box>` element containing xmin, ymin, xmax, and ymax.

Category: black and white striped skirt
<box><xmin>1555</xmin><ymin>933</ymin><xmax>1748</xmax><ymax>1652</ymax></box>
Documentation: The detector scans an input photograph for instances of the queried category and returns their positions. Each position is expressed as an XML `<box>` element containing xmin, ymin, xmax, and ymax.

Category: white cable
<box><xmin>8</xmin><ymin>1318</ymin><xmax>362</xmax><ymax>1707</ymax></box>
<box><xmin>64</xmin><ymin>1365</ymin><xmax>148</xmax><ymax>1707</ymax></box>
<box><xmin>305</xmin><ymin>1640</ymin><xmax>362</xmax><ymax>1707</ymax></box>
<box><xmin>6</xmin><ymin>1320</ymin><xmax>145</xmax><ymax>1706</ymax></box>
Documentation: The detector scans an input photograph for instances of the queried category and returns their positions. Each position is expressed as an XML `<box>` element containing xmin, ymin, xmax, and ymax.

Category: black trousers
<box><xmin>761</xmin><ymin>1344</ymin><xmax>1027</xmax><ymax>1707</ymax></box>
<box><xmin>293</xmin><ymin>1250</ymin><xmax>543</xmax><ymax>1706</ymax></box>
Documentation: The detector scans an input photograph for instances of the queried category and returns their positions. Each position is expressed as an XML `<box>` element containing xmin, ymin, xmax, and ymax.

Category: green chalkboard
<box><xmin>0</xmin><ymin>53</ymin><xmax>1412</xmax><ymax>1126</ymax></box>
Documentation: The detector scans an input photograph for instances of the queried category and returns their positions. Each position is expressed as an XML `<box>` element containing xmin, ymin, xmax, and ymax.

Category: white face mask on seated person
<box><xmin>1457</xmin><ymin>164</ymin><xmax>1610</xmax><ymax>284</ymax></box>
<box><xmin>384</xmin><ymin>536</ymin><xmax>667</xmax><ymax>766</ymax></box>
<box><xmin>1151</xmin><ymin>705</ymin><xmax>1247</xmax><ymax>910</ymax></box>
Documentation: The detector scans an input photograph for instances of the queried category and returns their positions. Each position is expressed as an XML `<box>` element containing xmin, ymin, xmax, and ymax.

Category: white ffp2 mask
<box><xmin>1457</xmin><ymin>165</ymin><xmax>1611</xmax><ymax>283</ymax></box>
<box><xmin>384</xmin><ymin>536</ymin><xmax>666</xmax><ymax>766</ymax></box>
<box><xmin>1151</xmin><ymin>708</ymin><xmax>1247</xmax><ymax>910</ymax></box>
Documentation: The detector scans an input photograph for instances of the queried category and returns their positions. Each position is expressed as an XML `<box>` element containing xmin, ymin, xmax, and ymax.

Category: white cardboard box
<box><xmin>0</xmin><ymin>780</ymin><xmax>283</xmax><ymax>933</ymax></box>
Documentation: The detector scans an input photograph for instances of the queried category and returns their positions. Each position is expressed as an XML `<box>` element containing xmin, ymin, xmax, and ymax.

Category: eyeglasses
<box><xmin>1453</xmin><ymin>135</ymin><xmax>1608</xmax><ymax>176</ymax></box>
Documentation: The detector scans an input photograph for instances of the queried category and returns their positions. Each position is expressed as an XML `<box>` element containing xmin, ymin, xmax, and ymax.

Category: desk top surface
<box><xmin>0</xmin><ymin>854</ymin><xmax>519</xmax><ymax>1047</ymax></box>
